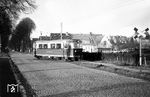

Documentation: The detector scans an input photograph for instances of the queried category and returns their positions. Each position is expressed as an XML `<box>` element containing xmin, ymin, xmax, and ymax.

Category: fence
<box><xmin>81</xmin><ymin>49</ymin><xmax>150</xmax><ymax>66</ymax></box>
<box><xmin>102</xmin><ymin>52</ymin><xmax>138</xmax><ymax>66</ymax></box>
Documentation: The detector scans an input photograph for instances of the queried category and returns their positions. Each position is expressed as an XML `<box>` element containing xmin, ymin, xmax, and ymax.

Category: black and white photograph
<box><xmin>0</xmin><ymin>0</ymin><xmax>150</xmax><ymax>97</ymax></box>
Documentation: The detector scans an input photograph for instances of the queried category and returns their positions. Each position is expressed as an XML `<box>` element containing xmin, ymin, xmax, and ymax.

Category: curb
<box><xmin>9</xmin><ymin>56</ymin><xmax>37</xmax><ymax>97</ymax></box>
<box><xmin>9</xmin><ymin>58</ymin><xmax>27</xmax><ymax>97</ymax></box>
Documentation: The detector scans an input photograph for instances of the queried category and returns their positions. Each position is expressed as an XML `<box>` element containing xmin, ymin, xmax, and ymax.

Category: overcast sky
<box><xmin>20</xmin><ymin>0</ymin><xmax>150</xmax><ymax>38</ymax></box>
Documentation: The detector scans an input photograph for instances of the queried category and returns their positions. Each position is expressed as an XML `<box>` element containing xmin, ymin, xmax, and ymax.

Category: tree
<box><xmin>0</xmin><ymin>0</ymin><xmax>36</xmax><ymax>52</ymax></box>
<box><xmin>0</xmin><ymin>8</ymin><xmax>12</xmax><ymax>52</ymax></box>
<box><xmin>109</xmin><ymin>36</ymin><xmax>138</xmax><ymax>51</ymax></box>
<box><xmin>12</xmin><ymin>17</ymin><xmax>36</xmax><ymax>52</ymax></box>
<box><xmin>0</xmin><ymin>0</ymin><xmax>36</xmax><ymax>19</ymax></box>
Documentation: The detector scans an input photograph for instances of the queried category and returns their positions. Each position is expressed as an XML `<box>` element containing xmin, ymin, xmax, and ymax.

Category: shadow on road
<box><xmin>0</xmin><ymin>58</ymin><xmax>22</xmax><ymax>97</ymax></box>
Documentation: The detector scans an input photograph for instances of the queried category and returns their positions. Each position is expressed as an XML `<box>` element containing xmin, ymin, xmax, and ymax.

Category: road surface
<box><xmin>11</xmin><ymin>53</ymin><xmax>150</xmax><ymax>97</ymax></box>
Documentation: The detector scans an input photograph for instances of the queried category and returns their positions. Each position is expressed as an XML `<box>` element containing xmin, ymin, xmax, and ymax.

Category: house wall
<box><xmin>97</xmin><ymin>35</ymin><xmax>113</xmax><ymax>53</ymax></box>
<box><xmin>98</xmin><ymin>35</ymin><xmax>112</xmax><ymax>48</ymax></box>
<box><xmin>98</xmin><ymin>48</ymin><xmax>113</xmax><ymax>53</ymax></box>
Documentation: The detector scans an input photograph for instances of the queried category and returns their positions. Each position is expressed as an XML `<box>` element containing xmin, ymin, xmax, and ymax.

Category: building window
<box><xmin>56</xmin><ymin>44</ymin><xmax>61</xmax><ymax>49</ymax></box>
<box><xmin>51</xmin><ymin>44</ymin><xmax>55</xmax><ymax>49</ymax></box>
<box><xmin>104</xmin><ymin>41</ymin><xmax>107</xmax><ymax>46</ymax></box>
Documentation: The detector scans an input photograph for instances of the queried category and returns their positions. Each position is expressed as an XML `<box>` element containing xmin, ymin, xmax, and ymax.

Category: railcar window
<box><xmin>51</xmin><ymin>44</ymin><xmax>55</xmax><ymax>49</ymax></box>
<box><xmin>56</xmin><ymin>44</ymin><xmax>61</xmax><ymax>49</ymax></box>
<box><xmin>64</xmin><ymin>43</ymin><xmax>70</xmax><ymax>48</ymax></box>
<box><xmin>39</xmin><ymin>44</ymin><xmax>42</xmax><ymax>49</ymax></box>
<box><xmin>44</xmin><ymin>44</ymin><xmax>48</xmax><ymax>49</ymax></box>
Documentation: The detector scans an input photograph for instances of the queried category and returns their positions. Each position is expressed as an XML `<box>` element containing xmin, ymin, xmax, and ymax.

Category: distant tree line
<box><xmin>109</xmin><ymin>36</ymin><xmax>139</xmax><ymax>50</ymax></box>
<box><xmin>0</xmin><ymin>0</ymin><xmax>36</xmax><ymax>52</ymax></box>
<box><xmin>9</xmin><ymin>17</ymin><xmax>36</xmax><ymax>52</ymax></box>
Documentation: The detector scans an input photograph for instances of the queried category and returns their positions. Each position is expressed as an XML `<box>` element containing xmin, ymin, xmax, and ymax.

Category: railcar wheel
<box><xmin>74</xmin><ymin>57</ymin><xmax>79</xmax><ymax>61</ymax></box>
<box><xmin>63</xmin><ymin>57</ymin><xmax>68</xmax><ymax>61</ymax></box>
<box><xmin>58</xmin><ymin>57</ymin><xmax>62</xmax><ymax>60</ymax></box>
<box><xmin>51</xmin><ymin>57</ymin><xmax>54</xmax><ymax>60</ymax></box>
<box><xmin>54</xmin><ymin>57</ymin><xmax>59</xmax><ymax>60</ymax></box>
<box><xmin>36</xmin><ymin>56</ymin><xmax>42</xmax><ymax>60</ymax></box>
<box><xmin>71</xmin><ymin>58</ymin><xmax>75</xmax><ymax>61</ymax></box>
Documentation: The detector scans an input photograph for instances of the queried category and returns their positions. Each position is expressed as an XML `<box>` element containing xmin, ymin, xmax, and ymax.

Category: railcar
<box><xmin>33</xmin><ymin>39</ymin><xmax>82</xmax><ymax>61</ymax></box>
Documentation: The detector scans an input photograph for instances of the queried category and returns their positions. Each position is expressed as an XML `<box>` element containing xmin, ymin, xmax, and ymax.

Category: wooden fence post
<box><xmin>144</xmin><ymin>56</ymin><xmax>147</xmax><ymax>66</ymax></box>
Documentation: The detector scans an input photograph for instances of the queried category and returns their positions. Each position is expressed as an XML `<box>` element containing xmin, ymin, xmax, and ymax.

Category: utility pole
<box><xmin>60</xmin><ymin>22</ymin><xmax>63</xmax><ymax>40</ymax></box>
<box><xmin>139</xmin><ymin>38</ymin><xmax>142</xmax><ymax>66</ymax></box>
<box><xmin>61</xmin><ymin>22</ymin><xmax>64</xmax><ymax>59</ymax></box>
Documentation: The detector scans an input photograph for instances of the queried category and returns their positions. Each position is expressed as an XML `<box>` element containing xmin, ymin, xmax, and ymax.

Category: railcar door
<box><xmin>72</xmin><ymin>39</ymin><xmax>83</xmax><ymax>60</ymax></box>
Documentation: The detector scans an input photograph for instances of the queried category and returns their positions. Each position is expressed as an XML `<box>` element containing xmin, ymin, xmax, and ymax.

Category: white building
<box><xmin>72</xmin><ymin>34</ymin><xmax>99</xmax><ymax>53</ymax></box>
<box><xmin>98</xmin><ymin>35</ymin><xmax>113</xmax><ymax>53</ymax></box>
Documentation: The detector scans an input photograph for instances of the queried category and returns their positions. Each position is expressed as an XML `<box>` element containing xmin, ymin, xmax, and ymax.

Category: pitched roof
<box><xmin>39</xmin><ymin>36</ymin><xmax>51</xmax><ymax>40</ymax></box>
<box><xmin>72</xmin><ymin>34</ymin><xmax>90</xmax><ymax>41</ymax></box>
<box><xmin>98</xmin><ymin>35</ymin><xmax>112</xmax><ymax>48</ymax></box>
<box><xmin>72</xmin><ymin>34</ymin><xmax>103</xmax><ymax>45</ymax></box>
<box><xmin>50</xmin><ymin>33</ymin><xmax>72</xmax><ymax>40</ymax></box>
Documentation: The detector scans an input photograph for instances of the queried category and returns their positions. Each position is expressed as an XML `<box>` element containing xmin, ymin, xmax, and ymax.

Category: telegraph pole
<box><xmin>61</xmin><ymin>22</ymin><xmax>65</xmax><ymax>59</ymax></box>
<box><xmin>139</xmin><ymin>38</ymin><xmax>142</xmax><ymax>66</ymax></box>
<box><xmin>60</xmin><ymin>22</ymin><xmax>63</xmax><ymax>40</ymax></box>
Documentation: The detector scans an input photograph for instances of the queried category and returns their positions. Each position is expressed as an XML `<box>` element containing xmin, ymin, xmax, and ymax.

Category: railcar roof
<box><xmin>35</xmin><ymin>39</ymin><xmax>72</xmax><ymax>43</ymax></box>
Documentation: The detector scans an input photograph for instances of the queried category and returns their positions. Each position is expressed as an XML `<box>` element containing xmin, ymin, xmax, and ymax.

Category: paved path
<box><xmin>10</xmin><ymin>53</ymin><xmax>150</xmax><ymax>97</ymax></box>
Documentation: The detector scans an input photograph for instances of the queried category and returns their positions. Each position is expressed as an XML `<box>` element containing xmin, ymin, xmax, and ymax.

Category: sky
<box><xmin>20</xmin><ymin>0</ymin><xmax>150</xmax><ymax>38</ymax></box>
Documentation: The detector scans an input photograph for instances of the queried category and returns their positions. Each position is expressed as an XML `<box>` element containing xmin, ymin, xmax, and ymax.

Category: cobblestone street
<box><xmin>11</xmin><ymin>53</ymin><xmax>150</xmax><ymax>97</ymax></box>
